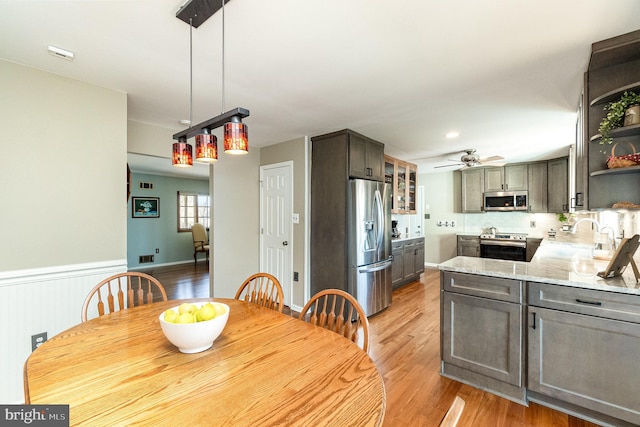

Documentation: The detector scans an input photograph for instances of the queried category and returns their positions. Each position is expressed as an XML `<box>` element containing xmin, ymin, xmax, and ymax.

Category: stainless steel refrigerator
<box><xmin>347</xmin><ymin>179</ymin><xmax>392</xmax><ymax>316</ymax></box>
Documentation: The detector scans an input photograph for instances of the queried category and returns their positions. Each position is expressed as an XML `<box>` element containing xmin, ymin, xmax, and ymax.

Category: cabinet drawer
<box><xmin>442</xmin><ymin>271</ymin><xmax>522</xmax><ymax>303</ymax></box>
<box><xmin>391</xmin><ymin>241</ymin><xmax>404</xmax><ymax>251</ymax></box>
<box><xmin>528</xmin><ymin>282</ymin><xmax>640</xmax><ymax>324</ymax></box>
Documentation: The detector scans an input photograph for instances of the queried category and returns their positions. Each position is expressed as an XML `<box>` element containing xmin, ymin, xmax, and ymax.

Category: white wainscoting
<box><xmin>0</xmin><ymin>260</ymin><xmax>127</xmax><ymax>403</ymax></box>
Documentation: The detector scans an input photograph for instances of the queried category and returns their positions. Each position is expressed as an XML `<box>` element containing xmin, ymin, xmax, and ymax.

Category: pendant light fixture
<box><xmin>221</xmin><ymin>0</ymin><xmax>248</xmax><ymax>155</ymax></box>
<box><xmin>172</xmin><ymin>18</ymin><xmax>195</xmax><ymax>168</ymax></box>
<box><xmin>195</xmin><ymin>128</ymin><xmax>218</xmax><ymax>162</ymax></box>
<box><xmin>172</xmin><ymin>136</ymin><xmax>193</xmax><ymax>167</ymax></box>
<box><xmin>173</xmin><ymin>0</ymin><xmax>250</xmax><ymax>157</ymax></box>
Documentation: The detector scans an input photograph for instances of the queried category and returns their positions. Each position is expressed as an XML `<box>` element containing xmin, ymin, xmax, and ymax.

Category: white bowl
<box><xmin>159</xmin><ymin>302</ymin><xmax>230</xmax><ymax>353</ymax></box>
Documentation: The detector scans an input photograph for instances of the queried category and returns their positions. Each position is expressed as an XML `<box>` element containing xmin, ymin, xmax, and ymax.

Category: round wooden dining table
<box><xmin>24</xmin><ymin>298</ymin><xmax>386</xmax><ymax>426</ymax></box>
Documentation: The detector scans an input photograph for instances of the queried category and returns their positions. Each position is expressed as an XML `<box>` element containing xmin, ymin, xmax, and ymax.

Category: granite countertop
<box><xmin>391</xmin><ymin>234</ymin><xmax>424</xmax><ymax>242</ymax></box>
<box><xmin>439</xmin><ymin>239</ymin><xmax>640</xmax><ymax>295</ymax></box>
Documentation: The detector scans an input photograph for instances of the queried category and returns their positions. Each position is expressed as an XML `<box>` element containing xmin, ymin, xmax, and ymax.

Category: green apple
<box><xmin>175</xmin><ymin>312</ymin><xmax>195</xmax><ymax>323</ymax></box>
<box><xmin>213</xmin><ymin>303</ymin><xmax>227</xmax><ymax>317</ymax></box>
<box><xmin>163</xmin><ymin>309</ymin><xmax>178</xmax><ymax>323</ymax></box>
<box><xmin>178</xmin><ymin>302</ymin><xmax>197</xmax><ymax>315</ymax></box>
<box><xmin>196</xmin><ymin>303</ymin><xmax>216</xmax><ymax>322</ymax></box>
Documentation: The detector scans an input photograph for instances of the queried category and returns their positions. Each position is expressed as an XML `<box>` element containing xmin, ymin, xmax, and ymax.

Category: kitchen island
<box><xmin>439</xmin><ymin>240</ymin><xmax>640</xmax><ymax>427</ymax></box>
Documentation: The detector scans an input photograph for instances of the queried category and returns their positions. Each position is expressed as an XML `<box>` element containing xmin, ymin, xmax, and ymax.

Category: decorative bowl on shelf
<box><xmin>159</xmin><ymin>302</ymin><xmax>229</xmax><ymax>353</ymax></box>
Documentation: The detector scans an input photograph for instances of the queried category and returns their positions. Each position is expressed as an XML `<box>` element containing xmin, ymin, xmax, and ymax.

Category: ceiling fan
<box><xmin>434</xmin><ymin>149</ymin><xmax>504</xmax><ymax>170</ymax></box>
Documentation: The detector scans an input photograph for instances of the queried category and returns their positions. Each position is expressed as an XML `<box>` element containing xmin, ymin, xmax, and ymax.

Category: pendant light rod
<box><xmin>189</xmin><ymin>18</ymin><xmax>193</xmax><ymax>127</ymax></box>
<box><xmin>172</xmin><ymin>107</ymin><xmax>249</xmax><ymax>141</ymax></box>
<box><xmin>221</xmin><ymin>0</ymin><xmax>225</xmax><ymax>114</ymax></box>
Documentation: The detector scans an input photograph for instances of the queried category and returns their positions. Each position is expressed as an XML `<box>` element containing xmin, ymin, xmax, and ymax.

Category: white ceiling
<box><xmin>2</xmin><ymin>0</ymin><xmax>640</xmax><ymax>178</ymax></box>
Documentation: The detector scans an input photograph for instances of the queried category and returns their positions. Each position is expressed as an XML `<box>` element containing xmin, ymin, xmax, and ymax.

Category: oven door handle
<box><xmin>480</xmin><ymin>240</ymin><xmax>526</xmax><ymax>248</ymax></box>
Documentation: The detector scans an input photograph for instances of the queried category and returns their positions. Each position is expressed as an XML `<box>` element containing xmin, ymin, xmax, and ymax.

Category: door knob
<box><xmin>282</xmin><ymin>241</ymin><xmax>288</xmax><ymax>246</ymax></box>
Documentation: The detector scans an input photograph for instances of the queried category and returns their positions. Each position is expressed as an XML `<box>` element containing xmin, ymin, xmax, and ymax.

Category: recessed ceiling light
<box><xmin>47</xmin><ymin>45</ymin><xmax>74</xmax><ymax>61</ymax></box>
<box><xmin>445</xmin><ymin>131</ymin><xmax>460</xmax><ymax>139</ymax></box>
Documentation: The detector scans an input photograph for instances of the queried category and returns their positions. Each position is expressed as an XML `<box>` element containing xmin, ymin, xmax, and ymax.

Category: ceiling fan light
<box><xmin>172</xmin><ymin>138</ymin><xmax>193</xmax><ymax>167</ymax></box>
<box><xmin>195</xmin><ymin>128</ymin><xmax>218</xmax><ymax>162</ymax></box>
<box><xmin>224</xmin><ymin>117</ymin><xmax>248</xmax><ymax>155</ymax></box>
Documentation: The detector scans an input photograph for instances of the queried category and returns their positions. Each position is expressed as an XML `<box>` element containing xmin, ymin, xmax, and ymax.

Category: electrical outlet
<box><xmin>31</xmin><ymin>332</ymin><xmax>47</xmax><ymax>351</ymax></box>
<box><xmin>155</xmin><ymin>248</ymin><xmax>160</xmax><ymax>253</ymax></box>
<box><xmin>530</xmin><ymin>221</ymin><xmax>536</xmax><ymax>228</ymax></box>
<box><xmin>293</xmin><ymin>272</ymin><xmax>299</xmax><ymax>281</ymax></box>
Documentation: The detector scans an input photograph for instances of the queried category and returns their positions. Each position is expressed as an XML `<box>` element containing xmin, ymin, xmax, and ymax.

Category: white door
<box><xmin>260</xmin><ymin>162</ymin><xmax>293</xmax><ymax>307</ymax></box>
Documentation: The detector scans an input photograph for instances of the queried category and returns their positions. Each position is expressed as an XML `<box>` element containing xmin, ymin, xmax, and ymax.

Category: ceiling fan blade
<box><xmin>434</xmin><ymin>163</ymin><xmax>463</xmax><ymax>169</ymax></box>
<box><xmin>479</xmin><ymin>155</ymin><xmax>504</xmax><ymax>163</ymax></box>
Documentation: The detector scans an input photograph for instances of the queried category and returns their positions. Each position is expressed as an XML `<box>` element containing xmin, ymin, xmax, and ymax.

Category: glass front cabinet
<box><xmin>385</xmin><ymin>155</ymin><xmax>417</xmax><ymax>214</ymax></box>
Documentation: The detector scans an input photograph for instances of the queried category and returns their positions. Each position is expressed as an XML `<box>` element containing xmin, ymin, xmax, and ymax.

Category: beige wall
<box><xmin>0</xmin><ymin>60</ymin><xmax>127</xmax><ymax>403</ymax></box>
<box><xmin>260</xmin><ymin>136</ymin><xmax>309</xmax><ymax>309</ymax></box>
<box><xmin>422</xmin><ymin>171</ymin><xmax>462</xmax><ymax>264</ymax></box>
<box><xmin>210</xmin><ymin>148</ymin><xmax>261</xmax><ymax>298</ymax></box>
<box><xmin>128</xmin><ymin>119</ymin><xmax>171</xmax><ymax>158</ymax></box>
<box><xmin>0</xmin><ymin>60</ymin><xmax>127</xmax><ymax>271</ymax></box>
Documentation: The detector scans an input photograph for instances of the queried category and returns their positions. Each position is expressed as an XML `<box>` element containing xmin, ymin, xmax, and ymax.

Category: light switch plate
<box><xmin>292</xmin><ymin>213</ymin><xmax>300</xmax><ymax>224</ymax></box>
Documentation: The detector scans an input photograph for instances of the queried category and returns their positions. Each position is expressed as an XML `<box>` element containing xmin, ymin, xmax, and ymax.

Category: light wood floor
<box><xmin>143</xmin><ymin>263</ymin><xmax>599</xmax><ymax>427</ymax></box>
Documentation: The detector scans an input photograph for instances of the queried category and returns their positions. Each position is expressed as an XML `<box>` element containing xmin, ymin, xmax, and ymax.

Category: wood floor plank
<box><xmin>142</xmin><ymin>263</ymin><xmax>601</xmax><ymax>427</ymax></box>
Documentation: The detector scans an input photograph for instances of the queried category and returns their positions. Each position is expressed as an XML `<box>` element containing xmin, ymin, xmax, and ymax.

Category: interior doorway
<box><xmin>260</xmin><ymin>161</ymin><xmax>293</xmax><ymax>307</ymax></box>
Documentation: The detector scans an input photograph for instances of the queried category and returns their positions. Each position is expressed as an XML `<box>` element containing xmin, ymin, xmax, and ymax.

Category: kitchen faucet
<box><xmin>569</xmin><ymin>217</ymin><xmax>600</xmax><ymax>234</ymax></box>
<box><xmin>570</xmin><ymin>218</ymin><xmax>617</xmax><ymax>251</ymax></box>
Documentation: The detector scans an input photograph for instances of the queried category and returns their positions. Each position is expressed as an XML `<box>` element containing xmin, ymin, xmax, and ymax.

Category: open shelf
<box><xmin>590</xmin><ymin>81</ymin><xmax>640</xmax><ymax>106</ymax></box>
<box><xmin>589</xmin><ymin>123</ymin><xmax>640</xmax><ymax>142</ymax></box>
<box><xmin>590</xmin><ymin>164</ymin><xmax>640</xmax><ymax>177</ymax></box>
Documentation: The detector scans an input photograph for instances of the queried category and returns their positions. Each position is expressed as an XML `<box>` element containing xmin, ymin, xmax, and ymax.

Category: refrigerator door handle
<box><xmin>374</xmin><ymin>189</ymin><xmax>384</xmax><ymax>252</ymax></box>
<box><xmin>358</xmin><ymin>259</ymin><xmax>392</xmax><ymax>273</ymax></box>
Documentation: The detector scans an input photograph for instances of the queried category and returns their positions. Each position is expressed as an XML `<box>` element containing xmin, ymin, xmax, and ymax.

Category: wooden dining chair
<box><xmin>439</xmin><ymin>396</ymin><xmax>465</xmax><ymax>427</ymax></box>
<box><xmin>298</xmin><ymin>289</ymin><xmax>370</xmax><ymax>352</ymax></box>
<box><xmin>234</xmin><ymin>273</ymin><xmax>284</xmax><ymax>313</ymax></box>
<box><xmin>81</xmin><ymin>272</ymin><xmax>167</xmax><ymax>322</ymax></box>
<box><xmin>191</xmin><ymin>223</ymin><xmax>210</xmax><ymax>264</ymax></box>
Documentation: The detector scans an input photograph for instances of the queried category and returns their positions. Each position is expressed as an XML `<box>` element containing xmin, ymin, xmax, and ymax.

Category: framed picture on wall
<box><xmin>132</xmin><ymin>197</ymin><xmax>160</xmax><ymax>218</ymax></box>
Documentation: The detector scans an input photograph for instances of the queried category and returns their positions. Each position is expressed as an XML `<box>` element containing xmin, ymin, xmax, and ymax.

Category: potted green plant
<box><xmin>598</xmin><ymin>91</ymin><xmax>640</xmax><ymax>144</ymax></box>
<box><xmin>557</xmin><ymin>212</ymin><xmax>573</xmax><ymax>231</ymax></box>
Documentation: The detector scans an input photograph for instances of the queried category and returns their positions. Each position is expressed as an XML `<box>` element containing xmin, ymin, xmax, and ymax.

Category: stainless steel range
<box><xmin>479</xmin><ymin>232</ymin><xmax>527</xmax><ymax>261</ymax></box>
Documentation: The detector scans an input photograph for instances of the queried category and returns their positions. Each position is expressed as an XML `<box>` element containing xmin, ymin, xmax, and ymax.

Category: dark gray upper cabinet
<box><xmin>527</xmin><ymin>162</ymin><xmax>548</xmax><ymax>213</ymax></box>
<box><xmin>547</xmin><ymin>157</ymin><xmax>569</xmax><ymax>213</ymax></box>
<box><xmin>347</xmin><ymin>132</ymin><xmax>385</xmax><ymax>181</ymax></box>
<box><xmin>484</xmin><ymin>164</ymin><xmax>528</xmax><ymax>192</ymax></box>
<box><xmin>585</xmin><ymin>30</ymin><xmax>640</xmax><ymax>210</ymax></box>
<box><xmin>461</xmin><ymin>168</ymin><xmax>484</xmax><ymax>213</ymax></box>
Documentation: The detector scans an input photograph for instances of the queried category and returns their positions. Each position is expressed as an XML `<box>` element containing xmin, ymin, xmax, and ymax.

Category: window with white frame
<box><xmin>177</xmin><ymin>192</ymin><xmax>210</xmax><ymax>232</ymax></box>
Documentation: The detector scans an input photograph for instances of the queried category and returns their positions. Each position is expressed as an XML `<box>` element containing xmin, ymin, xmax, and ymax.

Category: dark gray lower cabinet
<box><xmin>528</xmin><ymin>282</ymin><xmax>640</xmax><ymax>426</ymax></box>
<box><xmin>391</xmin><ymin>237</ymin><xmax>425</xmax><ymax>289</ymax></box>
<box><xmin>391</xmin><ymin>241</ymin><xmax>403</xmax><ymax>288</ymax></box>
<box><xmin>402</xmin><ymin>240</ymin><xmax>416</xmax><ymax>282</ymax></box>
<box><xmin>457</xmin><ymin>235</ymin><xmax>480</xmax><ymax>257</ymax></box>
<box><xmin>414</xmin><ymin>243</ymin><xmax>424</xmax><ymax>276</ymax></box>
<box><xmin>441</xmin><ymin>271</ymin><xmax>640</xmax><ymax>424</ymax></box>
<box><xmin>441</xmin><ymin>271</ymin><xmax>525</xmax><ymax>403</ymax></box>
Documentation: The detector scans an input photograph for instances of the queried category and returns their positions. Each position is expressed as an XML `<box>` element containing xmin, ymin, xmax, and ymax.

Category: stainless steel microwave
<box><xmin>484</xmin><ymin>191</ymin><xmax>528</xmax><ymax>211</ymax></box>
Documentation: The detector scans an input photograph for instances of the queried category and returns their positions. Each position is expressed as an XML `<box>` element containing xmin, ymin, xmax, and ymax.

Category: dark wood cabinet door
<box><xmin>528</xmin><ymin>306</ymin><xmax>640</xmax><ymax>425</ymax></box>
<box><xmin>348</xmin><ymin>134</ymin><xmax>384</xmax><ymax>181</ymax></box>
<box><xmin>442</xmin><ymin>292</ymin><xmax>523</xmax><ymax>387</ymax></box>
